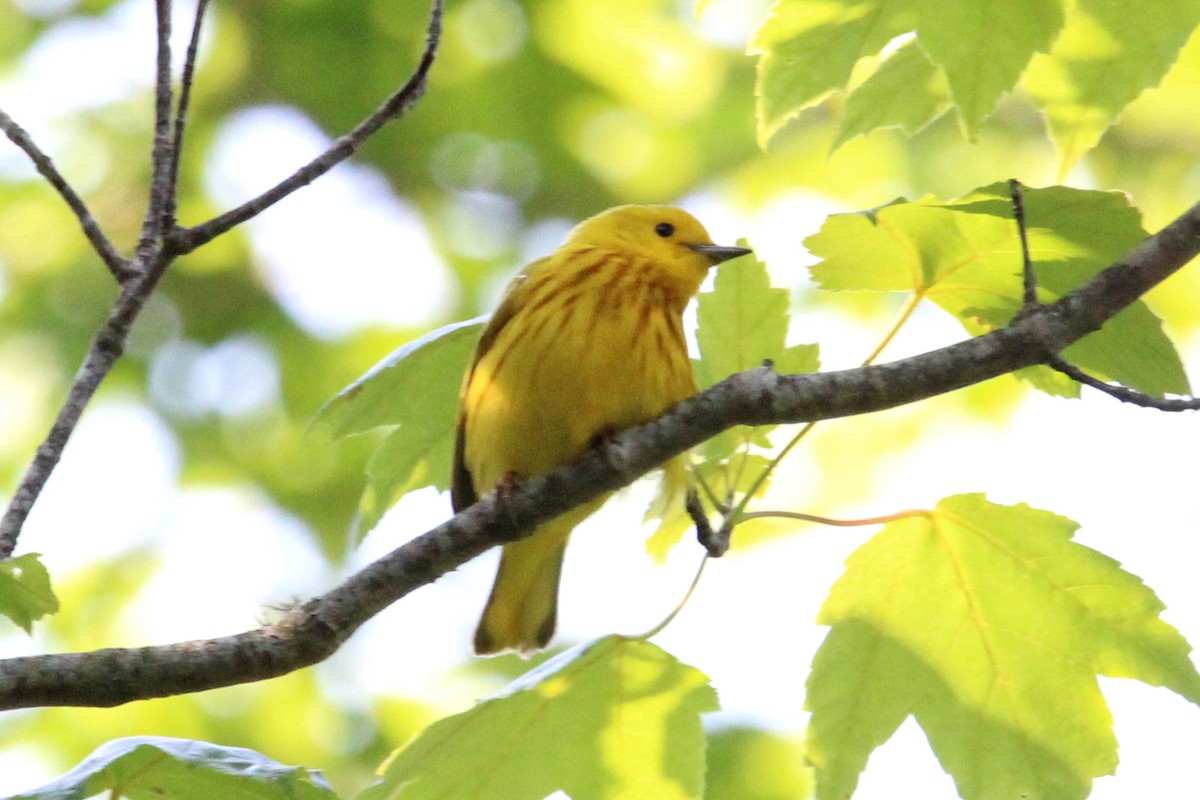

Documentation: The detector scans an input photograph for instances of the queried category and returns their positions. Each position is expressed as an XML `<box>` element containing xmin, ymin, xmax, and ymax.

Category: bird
<box><xmin>452</xmin><ymin>204</ymin><xmax>751</xmax><ymax>655</ymax></box>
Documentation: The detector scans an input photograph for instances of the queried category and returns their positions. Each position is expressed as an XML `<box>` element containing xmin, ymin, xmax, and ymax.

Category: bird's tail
<box><xmin>473</xmin><ymin>520</ymin><xmax>572</xmax><ymax>656</ymax></box>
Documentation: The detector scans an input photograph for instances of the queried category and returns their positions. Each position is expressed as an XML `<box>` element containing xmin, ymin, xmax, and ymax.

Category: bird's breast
<box><xmin>463</xmin><ymin>264</ymin><xmax>696</xmax><ymax>488</ymax></box>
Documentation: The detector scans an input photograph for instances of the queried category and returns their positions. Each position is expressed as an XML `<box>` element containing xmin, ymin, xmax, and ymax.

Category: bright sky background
<box><xmin>2</xmin><ymin>0</ymin><xmax>1199</xmax><ymax>798</ymax></box>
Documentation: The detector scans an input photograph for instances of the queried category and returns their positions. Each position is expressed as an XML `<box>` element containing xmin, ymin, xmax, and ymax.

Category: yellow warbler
<box><xmin>452</xmin><ymin>205</ymin><xmax>750</xmax><ymax>655</ymax></box>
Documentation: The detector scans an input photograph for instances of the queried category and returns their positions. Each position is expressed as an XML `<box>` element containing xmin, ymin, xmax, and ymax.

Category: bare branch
<box><xmin>0</xmin><ymin>107</ymin><xmax>132</xmax><ymax>280</ymax></box>
<box><xmin>0</xmin><ymin>0</ymin><xmax>442</xmax><ymax>562</ymax></box>
<box><xmin>164</xmin><ymin>0</ymin><xmax>211</xmax><ymax>228</ymax></box>
<box><xmin>1009</xmin><ymin>178</ymin><xmax>1037</xmax><ymax>307</ymax></box>
<box><xmin>135</xmin><ymin>0</ymin><xmax>176</xmax><ymax>265</ymax></box>
<box><xmin>4</xmin><ymin>198</ymin><xmax>1197</xmax><ymax>709</ymax></box>
<box><xmin>165</xmin><ymin>0</ymin><xmax>444</xmax><ymax>256</ymax></box>
<box><xmin>1047</xmin><ymin>356</ymin><xmax>1200</xmax><ymax>410</ymax></box>
<box><xmin>0</xmin><ymin>252</ymin><xmax>173</xmax><ymax>560</ymax></box>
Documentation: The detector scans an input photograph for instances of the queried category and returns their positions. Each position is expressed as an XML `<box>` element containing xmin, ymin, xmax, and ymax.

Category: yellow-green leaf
<box><xmin>362</xmin><ymin>637</ymin><xmax>718</xmax><ymax>800</ymax></box>
<box><xmin>312</xmin><ymin>317</ymin><xmax>483</xmax><ymax>441</ymax></box>
<box><xmin>805</xmin><ymin>184</ymin><xmax>1189</xmax><ymax>397</ymax></box>
<box><xmin>915</xmin><ymin>0</ymin><xmax>1064</xmax><ymax>135</ymax></box>
<box><xmin>752</xmin><ymin>0</ymin><xmax>918</xmax><ymax>147</ymax></box>
<box><xmin>313</xmin><ymin>318</ymin><xmax>483</xmax><ymax>538</ymax></box>
<box><xmin>808</xmin><ymin>494</ymin><xmax>1200</xmax><ymax>800</ymax></box>
<box><xmin>1025</xmin><ymin>0</ymin><xmax>1200</xmax><ymax>178</ymax></box>
<box><xmin>8</xmin><ymin>736</ymin><xmax>336</xmax><ymax>800</ymax></box>
<box><xmin>0</xmin><ymin>552</ymin><xmax>57</xmax><ymax>633</ymax></box>
<box><xmin>834</xmin><ymin>38</ymin><xmax>952</xmax><ymax>150</ymax></box>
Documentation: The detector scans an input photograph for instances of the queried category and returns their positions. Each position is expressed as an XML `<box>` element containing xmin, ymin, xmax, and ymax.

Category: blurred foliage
<box><xmin>2</xmin><ymin>0</ymin><xmax>1200</xmax><ymax>797</ymax></box>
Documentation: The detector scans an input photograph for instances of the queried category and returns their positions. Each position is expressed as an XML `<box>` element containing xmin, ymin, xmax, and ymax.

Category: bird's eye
<box><xmin>655</xmin><ymin>222</ymin><xmax>675</xmax><ymax>238</ymax></box>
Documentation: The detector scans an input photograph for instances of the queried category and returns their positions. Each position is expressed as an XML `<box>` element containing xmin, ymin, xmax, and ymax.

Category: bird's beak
<box><xmin>687</xmin><ymin>242</ymin><xmax>753</xmax><ymax>265</ymax></box>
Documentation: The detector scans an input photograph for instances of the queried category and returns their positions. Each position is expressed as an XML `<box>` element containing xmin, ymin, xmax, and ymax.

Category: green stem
<box><xmin>634</xmin><ymin>556</ymin><xmax>709</xmax><ymax>642</ymax></box>
<box><xmin>721</xmin><ymin>291</ymin><xmax>924</xmax><ymax>529</ymax></box>
<box><xmin>860</xmin><ymin>291</ymin><xmax>923</xmax><ymax>367</ymax></box>
<box><xmin>738</xmin><ymin>508</ymin><xmax>929</xmax><ymax>527</ymax></box>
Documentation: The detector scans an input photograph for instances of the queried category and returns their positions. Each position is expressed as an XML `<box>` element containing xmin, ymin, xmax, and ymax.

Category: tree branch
<box><xmin>0</xmin><ymin>0</ymin><xmax>443</xmax><ymax>562</ymax></box>
<box><xmin>1046</xmin><ymin>356</ymin><xmax>1200</xmax><ymax>410</ymax></box>
<box><xmin>163</xmin><ymin>0</ymin><xmax>211</xmax><ymax>229</ymax></box>
<box><xmin>4</xmin><ymin>199</ymin><xmax>1197</xmax><ymax>710</ymax></box>
<box><xmin>135</xmin><ymin>0</ymin><xmax>176</xmax><ymax>265</ymax></box>
<box><xmin>0</xmin><ymin>107</ymin><xmax>132</xmax><ymax>280</ymax></box>
<box><xmin>0</xmin><ymin>254</ymin><xmax>172</xmax><ymax>561</ymax></box>
<box><xmin>164</xmin><ymin>0</ymin><xmax>444</xmax><ymax>256</ymax></box>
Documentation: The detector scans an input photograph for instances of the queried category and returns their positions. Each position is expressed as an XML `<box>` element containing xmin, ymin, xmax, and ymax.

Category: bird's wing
<box><xmin>450</xmin><ymin>258</ymin><xmax>549</xmax><ymax>512</ymax></box>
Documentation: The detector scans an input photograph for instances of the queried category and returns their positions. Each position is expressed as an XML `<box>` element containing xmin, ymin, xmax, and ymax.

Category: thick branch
<box><xmin>164</xmin><ymin>0</ymin><xmax>443</xmax><ymax>256</ymax></box>
<box><xmin>0</xmin><ymin>107</ymin><xmax>132</xmax><ymax>280</ymax></box>
<box><xmin>4</xmin><ymin>199</ymin><xmax>1197</xmax><ymax>710</ymax></box>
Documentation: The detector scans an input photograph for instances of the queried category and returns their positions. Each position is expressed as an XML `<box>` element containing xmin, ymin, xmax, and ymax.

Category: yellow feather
<box><xmin>452</xmin><ymin>204</ymin><xmax>750</xmax><ymax>655</ymax></box>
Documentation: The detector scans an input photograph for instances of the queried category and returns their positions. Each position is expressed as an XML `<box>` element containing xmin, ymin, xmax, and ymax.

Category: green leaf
<box><xmin>313</xmin><ymin>318</ymin><xmax>483</xmax><ymax>538</ymax></box>
<box><xmin>692</xmin><ymin>246</ymin><xmax>818</xmax><ymax>459</ymax></box>
<box><xmin>834</xmin><ymin>39</ymin><xmax>952</xmax><ymax>150</ymax></box>
<box><xmin>0</xmin><ymin>552</ymin><xmax>57</xmax><ymax>632</ymax></box>
<box><xmin>807</xmin><ymin>494</ymin><xmax>1200</xmax><ymax>800</ymax></box>
<box><xmin>9</xmin><ymin>736</ymin><xmax>336</xmax><ymax>800</ymax></box>
<box><xmin>805</xmin><ymin>185</ymin><xmax>1190</xmax><ymax>397</ymax></box>
<box><xmin>1025</xmin><ymin>0</ymin><xmax>1200</xmax><ymax>178</ymax></box>
<box><xmin>705</xmin><ymin>727</ymin><xmax>814</xmax><ymax>800</ymax></box>
<box><xmin>354</xmin><ymin>417</ymin><xmax>458</xmax><ymax>538</ymax></box>
<box><xmin>311</xmin><ymin>317</ymin><xmax>483</xmax><ymax>441</ymax></box>
<box><xmin>362</xmin><ymin>636</ymin><xmax>718</xmax><ymax>800</ymax></box>
<box><xmin>694</xmin><ymin>245</ymin><xmax>795</xmax><ymax>389</ymax></box>
<box><xmin>916</xmin><ymin>0</ymin><xmax>1065</xmax><ymax>135</ymax></box>
<box><xmin>752</xmin><ymin>0</ymin><xmax>918</xmax><ymax>147</ymax></box>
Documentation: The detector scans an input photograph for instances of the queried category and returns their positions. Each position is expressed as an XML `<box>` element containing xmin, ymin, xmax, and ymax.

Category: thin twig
<box><xmin>0</xmin><ymin>107</ymin><xmax>132</xmax><ymax>280</ymax></box>
<box><xmin>1010</xmin><ymin>181</ymin><xmax>1199</xmax><ymax>410</ymax></box>
<box><xmin>164</xmin><ymin>0</ymin><xmax>211</xmax><ymax>228</ymax></box>
<box><xmin>1047</xmin><ymin>356</ymin><xmax>1200</xmax><ymax>410</ymax></box>
<box><xmin>135</xmin><ymin>0</ymin><xmax>176</xmax><ymax>265</ymax></box>
<box><xmin>166</xmin><ymin>0</ymin><xmax>444</xmax><ymax>256</ymax></box>
<box><xmin>686</xmin><ymin>489</ymin><xmax>724</xmax><ymax>557</ymax></box>
<box><xmin>0</xmin><ymin>0</ymin><xmax>444</xmax><ymax>562</ymax></box>
<box><xmin>1009</xmin><ymin>178</ymin><xmax>1037</xmax><ymax>307</ymax></box>
<box><xmin>0</xmin><ymin>255</ymin><xmax>171</xmax><ymax>560</ymax></box>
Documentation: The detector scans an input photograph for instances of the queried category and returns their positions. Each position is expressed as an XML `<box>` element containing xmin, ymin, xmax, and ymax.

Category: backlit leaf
<box><xmin>805</xmin><ymin>184</ymin><xmax>1189</xmax><ymax>397</ymax></box>
<box><xmin>362</xmin><ymin>636</ymin><xmax>718</xmax><ymax>800</ymax></box>
<box><xmin>9</xmin><ymin>736</ymin><xmax>336</xmax><ymax>800</ymax></box>
<box><xmin>0</xmin><ymin>553</ymin><xmax>57</xmax><ymax>633</ymax></box>
<box><xmin>1025</xmin><ymin>0</ymin><xmax>1200</xmax><ymax>177</ymax></box>
<box><xmin>808</xmin><ymin>494</ymin><xmax>1200</xmax><ymax>800</ymax></box>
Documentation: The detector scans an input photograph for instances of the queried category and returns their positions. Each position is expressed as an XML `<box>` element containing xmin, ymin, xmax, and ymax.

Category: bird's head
<box><xmin>565</xmin><ymin>204</ymin><xmax>751</xmax><ymax>300</ymax></box>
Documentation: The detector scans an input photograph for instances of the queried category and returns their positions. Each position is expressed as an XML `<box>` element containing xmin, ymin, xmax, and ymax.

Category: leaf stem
<box><xmin>860</xmin><ymin>290</ymin><xmax>923</xmax><ymax>367</ymax></box>
<box><xmin>633</xmin><ymin>556</ymin><xmax>708</xmax><ymax>642</ymax></box>
<box><xmin>738</xmin><ymin>509</ymin><xmax>929</xmax><ymax>527</ymax></box>
<box><xmin>718</xmin><ymin>289</ymin><xmax>924</xmax><ymax>535</ymax></box>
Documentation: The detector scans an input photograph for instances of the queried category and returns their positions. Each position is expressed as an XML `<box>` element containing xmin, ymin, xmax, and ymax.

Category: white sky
<box><xmin>1</xmin><ymin>0</ymin><xmax>1199</xmax><ymax>798</ymax></box>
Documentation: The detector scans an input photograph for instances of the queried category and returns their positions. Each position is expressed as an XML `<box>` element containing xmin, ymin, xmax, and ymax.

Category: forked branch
<box><xmin>0</xmin><ymin>0</ymin><xmax>445</xmax><ymax>561</ymax></box>
<box><xmin>0</xmin><ymin>107</ymin><xmax>131</xmax><ymax>280</ymax></box>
